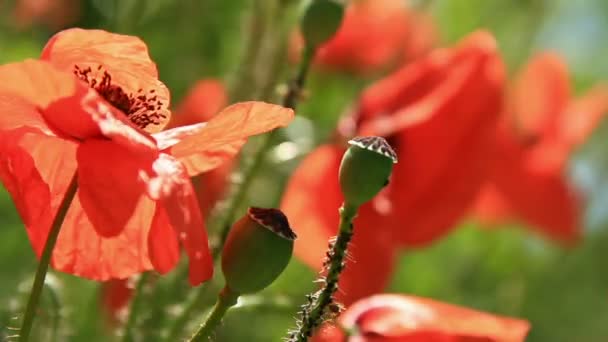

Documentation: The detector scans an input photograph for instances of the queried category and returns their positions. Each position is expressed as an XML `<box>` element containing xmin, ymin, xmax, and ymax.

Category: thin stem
<box><xmin>120</xmin><ymin>273</ymin><xmax>149</xmax><ymax>342</ymax></box>
<box><xmin>18</xmin><ymin>174</ymin><xmax>78</xmax><ymax>342</ymax></box>
<box><xmin>188</xmin><ymin>287</ymin><xmax>239</xmax><ymax>342</ymax></box>
<box><xmin>288</xmin><ymin>202</ymin><xmax>358</xmax><ymax>342</ymax></box>
<box><xmin>217</xmin><ymin>45</ymin><xmax>314</xmax><ymax>248</ymax></box>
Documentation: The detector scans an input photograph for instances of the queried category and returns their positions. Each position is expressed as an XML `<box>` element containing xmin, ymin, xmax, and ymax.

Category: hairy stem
<box><xmin>18</xmin><ymin>174</ymin><xmax>78</xmax><ymax>342</ymax></box>
<box><xmin>288</xmin><ymin>203</ymin><xmax>358</xmax><ymax>342</ymax></box>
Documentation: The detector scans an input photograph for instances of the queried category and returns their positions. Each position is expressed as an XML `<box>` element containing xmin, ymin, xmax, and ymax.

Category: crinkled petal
<box><xmin>0</xmin><ymin>128</ymin><xmax>53</xmax><ymax>255</ymax></box>
<box><xmin>41</xmin><ymin>28</ymin><xmax>171</xmax><ymax>132</ymax></box>
<box><xmin>0</xmin><ymin>127</ymin><xmax>77</xmax><ymax>257</ymax></box>
<box><xmin>281</xmin><ymin>145</ymin><xmax>344</xmax><ymax>270</ymax></box>
<box><xmin>337</xmin><ymin>294</ymin><xmax>530</xmax><ymax>341</ymax></box>
<box><xmin>148</xmin><ymin>205</ymin><xmax>180</xmax><ymax>274</ymax></box>
<box><xmin>156</xmin><ymin>101</ymin><xmax>294</xmax><ymax>176</ymax></box>
<box><xmin>52</xmin><ymin>196</ymin><xmax>155</xmax><ymax>280</ymax></box>
<box><xmin>76</xmin><ymin>139</ymin><xmax>154</xmax><ymax>237</ymax></box>
<box><xmin>144</xmin><ymin>153</ymin><xmax>213</xmax><ymax>285</ymax></box>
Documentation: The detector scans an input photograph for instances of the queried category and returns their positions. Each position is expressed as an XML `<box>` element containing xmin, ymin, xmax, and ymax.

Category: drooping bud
<box><xmin>301</xmin><ymin>0</ymin><xmax>344</xmax><ymax>49</ymax></box>
<box><xmin>339</xmin><ymin>136</ymin><xmax>397</xmax><ymax>206</ymax></box>
<box><xmin>221</xmin><ymin>207</ymin><xmax>297</xmax><ymax>294</ymax></box>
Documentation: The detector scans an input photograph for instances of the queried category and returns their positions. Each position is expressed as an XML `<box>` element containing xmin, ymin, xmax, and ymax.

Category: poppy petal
<box><xmin>510</xmin><ymin>52</ymin><xmax>570</xmax><ymax>139</ymax></box>
<box><xmin>373</xmin><ymin>31</ymin><xmax>504</xmax><ymax>245</ymax></box>
<box><xmin>281</xmin><ymin>145</ymin><xmax>344</xmax><ymax>270</ymax></box>
<box><xmin>0</xmin><ymin>128</ymin><xmax>53</xmax><ymax>256</ymax></box>
<box><xmin>145</xmin><ymin>153</ymin><xmax>213</xmax><ymax>285</ymax></box>
<box><xmin>0</xmin><ymin>128</ymin><xmax>77</xmax><ymax>257</ymax></box>
<box><xmin>156</xmin><ymin>101</ymin><xmax>294</xmax><ymax>176</ymax></box>
<box><xmin>485</xmin><ymin>132</ymin><xmax>580</xmax><ymax>243</ymax></box>
<box><xmin>41</xmin><ymin>28</ymin><xmax>171</xmax><ymax>132</ymax></box>
<box><xmin>338</xmin><ymin>294</ymin><xmax>530</xmax><ymax>341</ymax></box>
<box><xmin>52</xmin><ymin>196</ymin><xmax>155</xmax><ymax>280</ymax></box>
<box><xmin>76</xmin><ymin>139</ymin><xmax>153</xmax><ymax>237</ymax></box>
<box><xmin>148</xmin><ymin>205</ymin><xmax>180</xmax><ymax>274</ymax></box>
<box><xmin>561</xmin><ymin>84</ymin><xmax>608</xmax><ymax>149</ymax></box>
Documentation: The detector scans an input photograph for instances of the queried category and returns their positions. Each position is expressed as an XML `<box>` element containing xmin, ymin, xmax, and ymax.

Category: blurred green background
<box><xmin>1</xmin><ymin>0</ymin><xmax>608</xmax><ymax>341</ymax></box>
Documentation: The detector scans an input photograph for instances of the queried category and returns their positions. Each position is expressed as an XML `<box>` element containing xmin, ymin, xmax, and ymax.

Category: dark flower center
<box><xmin>73</xmin><ymin>65</ymin><xmax>166</xmax><ymax>129</ymax></box>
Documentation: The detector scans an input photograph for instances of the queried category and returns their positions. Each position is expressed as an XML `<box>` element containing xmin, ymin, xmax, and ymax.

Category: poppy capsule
<box><xmin>221</xmin><ymin>207</ymin><xmax>297</xmax><ymax>294</ymax></box>
<box><xmin>339</xmin><ymin>136</ymin><xmax>397</xmax><ymax>206</ymax></box>
<box><xmin>301</xmin><ymin>0</ymin><xmax>344</xmax><ymax>48</ymax></box>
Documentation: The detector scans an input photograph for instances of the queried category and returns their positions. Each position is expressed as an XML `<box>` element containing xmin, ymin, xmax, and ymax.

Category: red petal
<box><xmin>148</xmin><ymin>205</ymin><xmax>180</xmax><ymax>274</ymax></box>
<box><xmin>369</xmin><ymin>31</ymin><xmax>504</xmax><ymax>246</ymax></box>
<box><xmin>193</xmin><ymin>160</ymin><xmax>234</xmax><ymax>218</ymax></box>
<box><xmin>0</xmin><ymin>128</ymin><xmax>77</xmax><ymax>257</ymax></box>
<box><xmin>76</xmin><ymin>139</ymin><xmax>153</xmax><ymax>237</ymax></box>
<box><xmin>509</xmin><ymin>52</ymin><xmax>570</xmax><ymax>139</ymax></box>
<box><xmin>281</xmin><ymin>145</ymin><xmax>344</xmax><ymax>270</ymax></box>
<box><xmin>157</xmin><ymin>101</ymin><xmax>294</xmax><ymax>176</ymax></box>
<box><xmin>560</xmin><ymin>84</ymin><xmax>608</xmax><ymax>149</ymax></box>
<box><xmin>483</xmin><ymin>131</ymin><xmax>580</xmax><ymax>243</ymax></box>
<box><xmin>315</xmin><ymin>0</ymin><xmax>434</xmax><ymax>74</ymax></box>
<box><xmin>339</xmin><ymin>294</ymin><xmax>530</xmax><ymax>342</ymax></box>
<box><xmin>149</xmin><ymin>154</ymin><xmax>213</xmax><ymax>285</ymax></box>
<box><xmin>170</xmin><ymin>79</ymin><xmax>228</xmax><ymax>128</ymax></box>
<box><xmin>41</xmin><ymin>28</ymin><xmax>171</xmax><ymax>132</ymax></box>
<box><xmin>0</xmin><ymin>128</ymin><xmax>53</xmax><ymax>256</ymax></box>
<box><xmin>52</xmin><ymin>196</ymin><xmax>155</xmax><ymax>280</ymax></box>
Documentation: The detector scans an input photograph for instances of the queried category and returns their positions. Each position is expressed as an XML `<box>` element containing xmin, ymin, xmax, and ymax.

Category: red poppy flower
<box><xmin>0</xmin><ymin>28</ymin><xmax>294</xmax><ymax>285</ymax></box>
<box><xmin>281</xmin><ymin>31</ymin><xmax>504</xmax><ymax>304</ymax></box>
<box><xmin>313</xmin><ymin>294</ymin><xmax>530</xmax><ymax>342</ymax></box>
<box><xmin>13</xmin><ymin>0</ymin><xmax>80</xmax><ymax>30</ymax></box>
<box><xmin>169</xmin><ymin>79</ymin><xmax>232</xmax><ymax>217</ymax></box>
<box><xmin>290</xmin><ymin>0</ymin><xmax>436</xmax><ymax>74</ymax></box>
<box><xmin>473</xmin><ymin>52</ymin><xmax>608</xmax><ymax>243</ymax></box>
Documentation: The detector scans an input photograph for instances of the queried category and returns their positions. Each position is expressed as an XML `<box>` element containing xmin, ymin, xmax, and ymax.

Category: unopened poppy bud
<box><xmin>301</xmin><ymin>0</ymin><xmax>344</xmax><ymax>48</ymax></box>
<box><xmin>339</xmin><ymin>136</ymin><xmax>398</xmax><ymax>206</ymax></box>
<box><xmin>221</xmin><ymin>207</ymin><xmax>297</xmax><ymax>294</ymax></box>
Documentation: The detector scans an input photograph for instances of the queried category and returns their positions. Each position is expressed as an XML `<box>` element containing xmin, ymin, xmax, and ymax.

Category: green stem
<box><xmin>288</xmin><ymin>202</ymin><xmax>358</xmax><ymax>342</ymax></box>
<box><xmin>188</xmin><ymin>287</ymin><xmax>239</xmax><ymax>342</ymax></box>
<box><xmin>120</xmin><ymin>273</ymin><xmax>149</xmax><ymax>342</ymax></box>
<box><xmin>18</xmin><ymin>174</ymin><xmax>78</xmax><ymax>342</ymax></box>
<box><xmin>217</xmin><ymin>45</ymin><xmax>314</xmax><ymax>248</ymax></box>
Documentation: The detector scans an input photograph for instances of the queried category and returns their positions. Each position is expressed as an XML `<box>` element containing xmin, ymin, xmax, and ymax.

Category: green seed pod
<box><xmin>339</xmin><ymin>136</ymin><xmax>398</xmax><ymax>206</ymax></box>
<box><xmin>301</xmin><ymin>0</ymin><xmax>344</xmax><ymax>48</ymax></box>
<box><xmin>221</xmin><ymin>207</ymin><xmax>297</xmax><ymax>294</ymax></box>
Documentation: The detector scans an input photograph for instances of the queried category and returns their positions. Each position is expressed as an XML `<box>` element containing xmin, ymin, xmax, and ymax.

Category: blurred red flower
<box><xmin>290</xmin><ymin>0</ymin><xmax>436</xmax><ymax>74</ymax></box>
<box><xmin>169</xmin><ymin>79</ymin><xmax>232</xmax><ymax>218</ymax></box>
<box><xmin>281</xmin><ymin>31</ymin><xmax>504</xmax><ymax>304</ymax></box>
<box><xmin>0</xmin><ymin>29</ymin><xmax>293</xmax><ymax>285</ymax></box>
<box><xmin>473</xmin><ymin>52</ymin><xmax>608</xmax><ymax>243</ymax></box>
<box><xmin>13</xmin><ymin>0</ymin><xmax>80</xmax><ymax>30</ymax></box>
<box><xmin>100</xmin><ymin>278</ymin><xmax>133</xmax><ymax>326</ymax></box>
<box><xmin>313</xmin><ymin>294</ymin><xmax>530</xmax><ymax>342</ymax></box>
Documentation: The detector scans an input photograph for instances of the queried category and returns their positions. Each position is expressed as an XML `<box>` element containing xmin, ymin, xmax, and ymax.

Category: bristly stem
<box><xmin>188</xmin><ymin>287</ymin><xmax>239</xmax><ymax>342</ymax></box>
<box><xmin>288</xmin><ymin>202</ymin><xmax>358</xmax><ymax>342</ymax></box>
<box><xmin>18</xmin><ymin>174</ymin><xmax>78</xmax><ymax>342</ymax></box>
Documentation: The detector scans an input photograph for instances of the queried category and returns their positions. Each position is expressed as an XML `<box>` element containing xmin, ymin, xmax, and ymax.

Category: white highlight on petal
<box><xmin>152</xmin><ymin>122</ymin><xmax>208</xmax><ymax>150</ymax></box>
